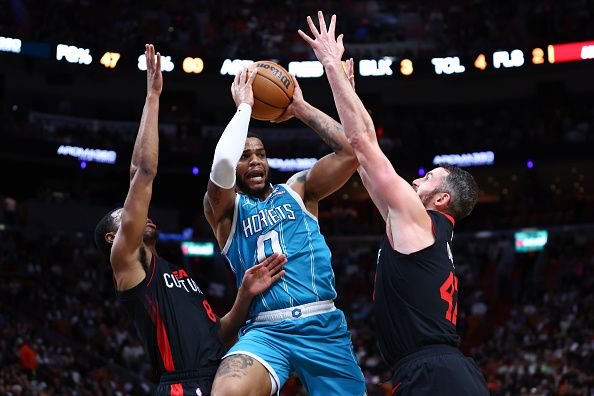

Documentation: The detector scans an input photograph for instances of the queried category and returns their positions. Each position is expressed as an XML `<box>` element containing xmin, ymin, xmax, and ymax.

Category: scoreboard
<box><xmin>1</xmin><ymin>35</ymin><xmax>593</xmax><ymax>78</ymax></box>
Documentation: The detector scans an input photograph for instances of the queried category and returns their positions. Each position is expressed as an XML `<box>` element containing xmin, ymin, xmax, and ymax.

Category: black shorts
<box><xmin>390</xmin><ymin>344</ymin><xmax>488</xmax><ymax>396</ymax></box>
<box><xmin>155</xmin><ymin>367</ymin><xmax>218</xmax><ymax>396</ymax></box>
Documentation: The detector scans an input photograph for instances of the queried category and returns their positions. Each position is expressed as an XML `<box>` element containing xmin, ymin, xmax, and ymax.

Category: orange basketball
<box><xmin>251</xmin><ymin>61</ymin><xmax>294</xmax><ymax>121</ymax></box>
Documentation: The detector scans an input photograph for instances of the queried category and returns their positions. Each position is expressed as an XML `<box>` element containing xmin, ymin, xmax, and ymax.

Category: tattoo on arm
<box><xmin>302</xmin><ymin>114</ymin><xmax>344</xmax><ymax>153</ymax></box>
<box><xmin>214</xmin><ymin>355</ymin><xmax>254</xmax><ymax>380</ymax></box>
<box><xmin>287</xmin><ymin>170</ymin><xmax>309</xmax><ymax>186</ymax></box>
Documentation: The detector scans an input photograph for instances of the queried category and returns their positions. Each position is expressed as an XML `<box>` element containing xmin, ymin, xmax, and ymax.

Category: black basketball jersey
<box><xmin>374</xmin><ymin>210</ymin><xmax>461</xmax><ymax>366</ymax></box>
<box><xmin>117</xmin><ymin>255</ymin><xmax>225</xmax><ymax>377</ymax></box>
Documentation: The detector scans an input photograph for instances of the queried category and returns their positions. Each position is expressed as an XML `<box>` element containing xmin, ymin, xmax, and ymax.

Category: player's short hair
<box><xmin>439</xmin><ymin>164</ymin><xmax>479</xmax><ymax>220</ymax></box>
<box><xmin>247</xmin><ymin>132</ymin><xmax>264</xmax><ymax>143</ymax></box>
<box><xmin>94</xmin><ymin>208</ymin><xmax>121</xmax><ymax>256</ymax></box>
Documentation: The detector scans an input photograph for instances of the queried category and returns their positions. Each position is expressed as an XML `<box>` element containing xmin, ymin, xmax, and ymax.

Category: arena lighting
<box><xmin>181</xmin><ymin>241</ymin><xmax>215</xmax><ymax>257</ymax></box>
<box><xmin>527</xmin><ymin>160</ymin><xmax>534</xmax><ymax>169</ymax></box>
<box><xmin>56</xmin><ymin>44</ymin><xmax>92</xmax><ymax>65</ymax></box>
<box><xmin>417</xmin><ymin>167</ymin><xmax>426</xmax><ymax>177</ymax></box>
<box><xmin>431</xmin><ymin>57</ymin><xmax>465</xmax><ymax>75</ymax></box>
<box><xmin>359</xmin><ymin>57</ymin><xmax>394</xmax><ymax>76</ymax></box>
<box><xmin>547</xmin><ymin>40</ymin><xmax>594</xmax><ymax>63</ymax></box>
<box><xmin>137</xmin><ymin>54</ymin><xmax>174</xmax><ymax>72</ymax></box>
<box><xmin>57</xmin><ymin>145</ymin><xmax>117</xmax><ymax>164</ymax></box>
<box><xmin>288</xmin><ymin>61</ymin><xmax>324</xmax><ymax>78</ymax></box>
<box><xmin>493</xmin><ymin>49</ymin><xmax>524</xmax><ymax>69</ymax></box>
<box><xmin>0</xmin><ymin>36</ymin><xmax>21</xmax><ymax>53</ymax></box>
<box><xmin>100</xmin><ymin>52</ymin><xmax>121</xmax><ymax>68</ymax></box>
<box><xmin>432</xmin><ymin>151</ymin><xmax>494</xmax><ymax>167</ymax></box>
<box><xmin>220</xmin><ymin>58</ymin><xmax>254</xmax><ymax>75</ymax></box>
<box><xmin>192</xmin><ymin>166</ymin><xmax>200</xmax><ymax>176</ymax></box>
<box><xmin>183</xmin><ymin>57</ymin><xmax>204</xmax><ymax>74</ymax></box>
<box><xmin>514</xmin><ymin>230</ymin><xmax>548</xmax><ymax>253</ymax></box>
<box><xmin>160</xmin><ymin>228</ymin><xmax>194</xmax><ymax>242</ymax></box>
<box><xmin>268</xmin><ymin>157</ymin><xmax>317</xmax><ymax>172</ymax></box>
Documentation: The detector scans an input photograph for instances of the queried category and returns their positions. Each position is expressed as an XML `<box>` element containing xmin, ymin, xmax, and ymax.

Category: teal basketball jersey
<box><xmin>222</xmin><ymin>184</ymin><xmax>337</xmax><ymax>318</ymax></box>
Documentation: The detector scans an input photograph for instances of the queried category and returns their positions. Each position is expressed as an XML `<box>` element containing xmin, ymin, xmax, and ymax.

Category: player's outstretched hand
<box><xmin>271</xmin><ymin>75</ymin><xmax>305</xmax><ymax>123</ymax></box>
<box><xmin>346</xmin><ymin>57</ymin><xmax>355</xmax><ymax>91</ymax></box>
<box><xmin>145</xmin><ymin>44</ymin><xmax>162</xmax><ymax>97</ymax></box>
<box><xmin>242</xmin><ymin>253</ymin><xmax>287</xmax><ymax>297</ymax></box>
<box><xmin>231</xmin><ymin>67</ymin><xmax>258</xmax><ymax>108</ymax></box>
<box><xmin>299</xmin><ymin>11</ymin><xmax>344</xmax><ymax>67</ymax></box>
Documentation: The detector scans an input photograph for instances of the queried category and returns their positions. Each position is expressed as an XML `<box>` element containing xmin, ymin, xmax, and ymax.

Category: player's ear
<box><xmin>434</xmin><ymin>192</ymin><xmax>451</xmax><ymax>209</ymax></box>
<box><xmin>105</xmin><ymin>232</ymin><xmax>116</xmax><ymax>245</ymax></box>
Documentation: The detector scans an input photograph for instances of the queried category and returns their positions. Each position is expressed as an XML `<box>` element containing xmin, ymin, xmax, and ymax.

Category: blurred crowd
<box><xmin>1</xmin><ymin>0</ymin><xmax>592</xmax><ymax>60</ymax></box>
<box><xmin>1</xmin><ymin>1</ymin><xmax>593</xmax><ymax>395</ymax></box>
<box><xmin>0</xmin><ymin>219</ymin><xmax>592</xmax><ymax>395</ymax></box>
<box><xmin>5</xmin><ymin>92</ymin><xmax>593</xmax><ymax>232</ymax></box>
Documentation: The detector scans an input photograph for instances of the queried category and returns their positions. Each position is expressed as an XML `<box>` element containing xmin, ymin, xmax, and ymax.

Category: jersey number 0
<box><xmin>257</xmin><ymin>230</ymin><xmax>284</xmax><ymax>262</ymax></box>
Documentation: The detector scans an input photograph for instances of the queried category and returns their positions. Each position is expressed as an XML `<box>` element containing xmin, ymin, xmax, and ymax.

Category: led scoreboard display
<box><xmin>547</xmin><ymin>40</ymin><xmax>594</xmax><ymax>63</ymax></box>
<box><xmin>2</xmin><ymin>35</ymin><xmax>593</xmax><ymax>77</ymax></box>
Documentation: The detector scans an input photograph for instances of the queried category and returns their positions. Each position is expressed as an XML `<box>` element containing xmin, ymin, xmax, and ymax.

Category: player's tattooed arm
<box><xmin>301</xmin><ymin>113</ymin><xmax>344</xmax><ymax>153</ymax></box>
<box><xmin>287</xmin><ymin>105</ymin><xmax>358</xmax><ymax>204</ymax></box>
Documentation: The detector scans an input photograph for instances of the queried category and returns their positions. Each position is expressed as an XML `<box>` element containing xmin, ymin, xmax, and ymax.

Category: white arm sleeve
<box><xmin>210</xmin><ymin>103</ymin><xmax>252</xmax><ymax>189</ymax></box>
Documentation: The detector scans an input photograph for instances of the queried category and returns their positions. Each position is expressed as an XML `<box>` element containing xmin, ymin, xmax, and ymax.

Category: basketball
<box><xmin>251</xmin><ymin>60</ymin><xmax>295</xmax><ymax>121</ymax></box>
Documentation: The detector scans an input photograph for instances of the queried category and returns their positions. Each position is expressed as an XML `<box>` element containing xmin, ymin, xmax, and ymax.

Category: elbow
<box><xmin>130</xmin><ymin>163</ymin><xmax>157</xmax><ymax>181</ymax></box>
<box><xmin>210</xmin><ymin>159</ymin><xmax>236</xmax><ymax>189</ymax></box>
<box><xmin>217</xmin><ymin>328</ymin><xmax>234</xmax><ymax>349</ymax></box>
<box><xmin>347</xmin><ymin>134</ymin><xmax>368</xmax><ymax>152</ymax></box>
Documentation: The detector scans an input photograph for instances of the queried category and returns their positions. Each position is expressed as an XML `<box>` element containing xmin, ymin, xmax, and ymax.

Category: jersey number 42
<box><xmin>440</xmin><ymin>271</ymin><xmax>459</xmax><ymax>325</ymax></box>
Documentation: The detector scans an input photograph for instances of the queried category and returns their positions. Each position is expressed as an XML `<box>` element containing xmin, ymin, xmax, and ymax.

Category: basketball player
<box><xmin>300</xmin><ymin>12</ymin><xmax>489</xmax><ymax>396</ymax></box>
<box><xmin>94</xmin><ymin>44</ymin><xmax>287</xmax><ymax>396</ymax></box>
<box><xmin>204</xmin><ymin>67</ymin><xmax>366</xmax><ymax>395</ymax></box>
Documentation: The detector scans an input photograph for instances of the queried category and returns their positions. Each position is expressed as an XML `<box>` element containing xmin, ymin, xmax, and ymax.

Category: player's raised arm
<box><xmin>274</xmin><ymin>74</ymin><xmax>358</xmax><ymax>214</ymax></box>
<box><xmin>204</xmin><ymin>68</ymin><xmax>257</xmax><ymax>248</ymax></box>
<box><xmin>110</xmin><ymin>44</ymin><xmax>162</xmax><ymax>290</ymax></box>
<box><xmin>300</xmin><ymin>12</ymin><xmax>434</xmax><ymax>251</ymax></box>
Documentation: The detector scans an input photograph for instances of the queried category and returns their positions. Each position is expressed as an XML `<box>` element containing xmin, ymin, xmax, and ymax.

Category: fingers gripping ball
<box><xmin>251</xmin><ymin>61</ymin><xmax>294</xmax><ymax>121</ymax></box>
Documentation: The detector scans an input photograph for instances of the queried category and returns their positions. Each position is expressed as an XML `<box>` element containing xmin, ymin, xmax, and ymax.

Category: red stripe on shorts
<box><xmin>170</xmin><ymin>383</ymin><xmax>183</xmax><ymax>396</ymax></box>
<box><xmin>392</xmin><ymin>383</ymin><xmax>402</xmax><ymax>394</ymax></box>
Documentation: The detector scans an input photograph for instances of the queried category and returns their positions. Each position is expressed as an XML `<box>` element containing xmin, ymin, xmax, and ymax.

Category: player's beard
<box><xmin>418</xmin><ymin>188</ymin><xmax>439</xmax><ymax>208</ymax></box>
<box><xmin>236</xmin><ymin>172</ymin><xmax>272</xmax><ymax>199</ymax></box>
<box><xmin>143</xmin><ymin>228</ymin><xmax>158</xmax><ymax>247</ymax></box>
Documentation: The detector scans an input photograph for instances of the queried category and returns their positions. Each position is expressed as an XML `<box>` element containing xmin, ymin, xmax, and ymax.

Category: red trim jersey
<box><xmin>374</xmin><ymin>210</ymin><xmax>461</xmax><ymax>366</ymax></box>
<box><xmin>117</xmin><ymin>255</ymin><xmax>225</xmax><ymax>377</ymax></box>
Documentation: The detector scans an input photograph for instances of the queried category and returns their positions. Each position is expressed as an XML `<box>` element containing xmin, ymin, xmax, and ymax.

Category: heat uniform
<box><xmin>374</xmin><ymin>210</ymin><xmax>489</xmax><ymax>396</ymax></box>
<box><xmin>118</xmin><ymin>255</ymin><xmax>225</xmax><ymax>396</ymax></box>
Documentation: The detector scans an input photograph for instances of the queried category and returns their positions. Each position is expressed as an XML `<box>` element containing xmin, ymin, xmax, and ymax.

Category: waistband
<box><xmin>159</xmin><ymin>367</ymin><xmax>218</xmax><ymax>384</ymax></box>
<box><xmin>251</xmin><ymin>300</ymin><xmax>335</xmax><ymax>323</ymax></box>
<box><xmin>393</xmin><ymin>344</ymin><xmax>462</xmax><ymax>370</ymax></box>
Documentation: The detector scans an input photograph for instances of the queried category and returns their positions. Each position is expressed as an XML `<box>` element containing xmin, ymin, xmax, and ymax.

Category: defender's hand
<box><xmin>298</xmin><ymin>11</ymin><xmax>344</xmax><ymax>67</ymax></box>
<box><xmin>271</xmin><ymin>76</ymin><xmax>306</xmax><ymax>123</ymax></box>
<box><xmin>241</xmin><ymin>253</ymin><xmax>287</xmax><ymax>297</ymax></box>
<box><xmin>231</xmin><ymin>67</ymin><xmax>258</xmax><ymax>108</ymax></box>
<box><xmin>145</xmin><ymin>44</ymin><xmax>162</xmax><ymax>96</ymax></box>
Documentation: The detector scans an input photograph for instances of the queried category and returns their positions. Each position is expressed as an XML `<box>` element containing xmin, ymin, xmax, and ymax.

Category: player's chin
<box><xmin>143</xmin><ymin>228</ymin><xmax>158</xmax><ymax>244</ymax></box>
<box><xmin>248</xmin><ymin>179</ymin><xmax>266</xmax><ymax>191</ymax></box>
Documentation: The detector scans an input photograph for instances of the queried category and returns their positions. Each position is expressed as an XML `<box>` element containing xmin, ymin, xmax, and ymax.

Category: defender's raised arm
<box><xmin>110</xmin><ymin>44</ymin><xmax>162</xmax><ymax>290</ymax></box>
